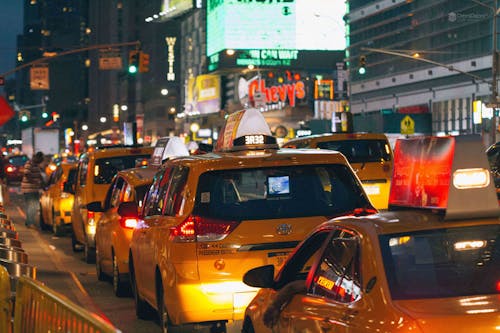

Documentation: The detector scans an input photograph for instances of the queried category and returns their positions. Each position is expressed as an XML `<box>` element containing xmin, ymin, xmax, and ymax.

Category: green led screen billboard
<box><xmin>207</xmin><ymin>0</ymin><xmax>347</xmax><ymax>57</ymax></box>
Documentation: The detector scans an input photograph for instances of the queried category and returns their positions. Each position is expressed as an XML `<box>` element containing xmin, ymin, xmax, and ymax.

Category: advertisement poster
<box><xmin>185</xmin><ymin>74</ymin><xmax>221</xmax><ymax>115</ymax></box>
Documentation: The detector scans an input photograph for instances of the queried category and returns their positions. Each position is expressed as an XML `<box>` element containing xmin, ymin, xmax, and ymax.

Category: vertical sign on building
<box><xmin>165</xmin><ymin>37</ymin><xmax>176</xmax><ymax>81</ymax></box>
<box><xmin>30</xmin><ymin>64</ymin><xmax>50</xmax><ymax>90</ymax></box>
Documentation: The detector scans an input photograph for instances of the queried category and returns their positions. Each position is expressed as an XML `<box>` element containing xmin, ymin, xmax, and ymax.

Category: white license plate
<box><xmin>363</xmin><ymin>184</ymin><xmax>381</xmax><ymax>195</ymax></box>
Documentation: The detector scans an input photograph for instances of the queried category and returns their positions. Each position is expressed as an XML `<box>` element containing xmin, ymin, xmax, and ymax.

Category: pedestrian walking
<box><xmin>21</xmin><ymin>151</ymin><xmax>46</xmax><ymax>228</ymax></box>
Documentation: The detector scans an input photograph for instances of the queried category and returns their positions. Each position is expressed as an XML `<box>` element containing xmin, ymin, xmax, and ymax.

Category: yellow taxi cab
<box><xmin>242</xmin><ymin>134</ymin><xmax>500</xmax><ymax>333</ymax></box>
<box><xmin>39</xmin><ymin>162</ymin><xmax>78</xmax><ymax>235</ymax></box>
<box><xmin>127</xmin><ymin>109</ymin><xmax>376</xmax><ymax>332</ymax></box>
<box><xmin>87</xmin><ymin>166</ymin><xmax>156</xmax><ymax>296</ymax></box>
<box><xmin>486</xmin><ymin>141</ymin><xmax>499</xmax><ymax>202</ymax></box>
<box><xmin>282</xmin><ymin>133</ymin><xmax>393</xmax><ymax>209</ymax></box>
<box><xmin>68</xmin><ymin>145</ymin><xmax>153</xmax><ymax>263</ymax></box>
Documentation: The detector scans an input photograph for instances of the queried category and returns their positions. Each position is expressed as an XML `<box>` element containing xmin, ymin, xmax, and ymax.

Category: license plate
<box><xmin>363</xmin><ymin>184</ymin><xmax>381</xmax><ymax>195</ymax></box>
<box><xmin>267</xmin><ymin>251</ymin><xmax>290</xmax><ymax>268</ymax></box>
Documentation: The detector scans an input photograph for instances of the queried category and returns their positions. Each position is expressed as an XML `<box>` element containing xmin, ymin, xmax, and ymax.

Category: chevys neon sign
<box><xmin>248</xmin><ymin>79</ymin><xmax>305</xmax><ymax>107</ymax></box>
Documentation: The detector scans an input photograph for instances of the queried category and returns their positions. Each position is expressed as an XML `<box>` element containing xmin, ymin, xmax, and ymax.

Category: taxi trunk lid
<box><xmin>393</xmin><ymin>295</ymin><xmax>500</xmax><ymax>333</ymax></box>
<box><xmin>195</xmin><ymin>216</ymin><xmax>330</xmax><ymax>279</ymax></box>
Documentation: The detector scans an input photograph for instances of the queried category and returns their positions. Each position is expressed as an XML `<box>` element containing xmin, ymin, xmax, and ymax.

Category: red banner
<box><xmin>0</xmin><ymin>96</ymin><xmax>15</xmax><ymax>126</ymax></box>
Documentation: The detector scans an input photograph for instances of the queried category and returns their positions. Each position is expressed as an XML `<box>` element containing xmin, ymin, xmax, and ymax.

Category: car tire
<box><xmin>39</xmin><ymin>204</ymin><xmax>49</xmax><ymax>231</ymax></box>
<box><xmin>95</xmin><ymin>248</ymin><xmax>106</xmax><ymax>281</ymax></box>
<box><xmin>130</xmin><ymin>257</ymin><xmax>153</xmax><ymax>319</ymax></box>
<box><xmin>242</xmin><ymin>318</ymin><xmax>255</xmax><ymax>333</ymax></box>
<box><xmin>52</xmin><ymin>209</ymin><xmax>64</xmax><ymax>236</ymax></box>
<box><xmin>158</xmin><ymin>283</ymin><xmax>170</xmax><ymax>333</ymax></box>
<box><xmin>112</xmin><ymin>252</ymin><xmax>128</xmax><ymax>297</ymax></box>
<box><xmin>71</xmin><ymin>233</ymin><xmax>83</xmax><ymax>252</ymax></box>
<box><xmin>84</xmin><ymin>244</ymin><xmax>96</xmax><ymax>264</ymax></box>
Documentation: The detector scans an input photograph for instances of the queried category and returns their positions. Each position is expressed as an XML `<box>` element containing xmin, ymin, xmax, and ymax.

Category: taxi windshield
<box><xmin>193</xmin><ymin>164</ymin><xmax>370</xmax><ymax>220</ymax></box>
<box><xmin>94</xmin><ymin>155</ymin><xmax>151</xmax><ymax>184</ymax></box>
<box><xmin>317</xmin><ymin>139</ymin><xmax>391</xmax><ymax>163</ymax></box>
<box><xmin>380</xmin><ymin>224</ymin><xmax>500</xmax><ymax>300</ymax></box>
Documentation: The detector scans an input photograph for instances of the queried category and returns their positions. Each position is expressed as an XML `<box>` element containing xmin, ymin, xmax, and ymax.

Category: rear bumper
<box><xmin>166</xmin><ymin>279</ymin><xmax>258</xmax><ymax>325</ymax></box>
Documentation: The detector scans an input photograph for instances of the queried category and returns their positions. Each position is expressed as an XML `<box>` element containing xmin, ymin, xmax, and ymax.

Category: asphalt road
<box><xmin>4</xmin><ymin>185</ymin><xmax>243</xmax><ymax>333</ymax></box>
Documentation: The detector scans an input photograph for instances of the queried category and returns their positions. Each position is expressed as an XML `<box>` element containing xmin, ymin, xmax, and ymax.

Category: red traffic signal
<box><xmin>139</xmin><ymin>52</ymin><xmax>150</xmax><ymax>73</ymax></box>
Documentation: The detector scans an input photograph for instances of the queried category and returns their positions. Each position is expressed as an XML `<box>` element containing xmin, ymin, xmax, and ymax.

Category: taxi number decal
<box><xmin>244</xmin><ymin>135</ymin><xmax>264</xmax><ymax>145</ymax></box>
<box><xmin>317</xmin><ymin>276</ymin><xmax>335</xmax><ymax>290</ymax></box>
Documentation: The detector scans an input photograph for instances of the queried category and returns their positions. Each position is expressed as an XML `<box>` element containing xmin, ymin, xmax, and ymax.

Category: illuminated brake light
<box><xmin>119</xmin><ymin>217</ymin><xmax>138</xmax><ymax>229</ymax></box>
<box><xmin>6</xmin><ymin>166</ymin><xmax>14</xmax><ymax>173</ymax></box>
<box><xmin>496</xmin><ymin>281</ymin><xmax>500</xmax><ymax>293</ymax></box>
<box><xmin>170</xmin><ymin>215</ymin><xmax>239</xmax><ymax>242</ymax></box>
<box><xmin>453</xmin><ymin>168</ymin><xmax>490</xmax><ymax>189</ymax></box>
<box><xmin>454</xmin><ymin>240</ymin><xmax>486</xmax><ymax>251</ymax></box>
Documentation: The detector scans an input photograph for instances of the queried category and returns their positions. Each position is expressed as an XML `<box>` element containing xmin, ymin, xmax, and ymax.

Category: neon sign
<box><xmin>248</xmin><ymin>79</ymin><xmax>305</xmax><ymax>107</ymax></box>
<box><xmin>165</xmin><ymin>37</ymin><xmax>176</xmax><ymax>81</ymax></box>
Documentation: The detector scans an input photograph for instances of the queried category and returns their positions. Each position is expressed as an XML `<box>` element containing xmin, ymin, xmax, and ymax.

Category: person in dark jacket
<box><xmin>21</xmin><ymin>151</ymin><xmax>45</xmax><ymax>228</ymax></box>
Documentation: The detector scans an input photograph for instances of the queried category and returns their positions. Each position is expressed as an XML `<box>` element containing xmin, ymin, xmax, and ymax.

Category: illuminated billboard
<box><xmin>207</xmin><ymin>0</ymin><xmax>347</xmax><ymax>57</ymax></box>
<box><xmin>160</xmin><ymin>0</ymin><xmax>194</xmax><ymax>20</ymax></box>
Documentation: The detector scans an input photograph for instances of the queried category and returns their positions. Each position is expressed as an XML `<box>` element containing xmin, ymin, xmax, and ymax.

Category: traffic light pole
<box><xmin>362</xmin><ymin>46</ymin><xmax>498</xmax><ymax>145</ymax></box>
<box><xmin>0</xmin><ymin>41</ymin><xmax>140</xmax><ymax>77</ymax></box>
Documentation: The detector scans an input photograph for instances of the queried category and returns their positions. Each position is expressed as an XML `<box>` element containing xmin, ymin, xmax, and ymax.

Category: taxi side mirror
<box><xmin>243</xmin><ymin>264</ymin><xmax>275</xmax><ymax>288</ymax></box>
<box><xmin>117</xmin><ymin>201</ymin><xmax>138</xmax><ymax>218</ymax></box>
<box><xmin>87</xmin><ymin>201</ymin><xmax>104</xmax><ymax>212</ymax></box>
<box><xmin>63</xmin><ymin>181</ymin><xmax>74</xmax><ymax>194</ymax></box>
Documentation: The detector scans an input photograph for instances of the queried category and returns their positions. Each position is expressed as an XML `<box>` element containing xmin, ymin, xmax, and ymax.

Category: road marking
<box><xmin>16</xmin><ymin>206</ymin><xmax>25</xmax><ymax>219</ymax></box>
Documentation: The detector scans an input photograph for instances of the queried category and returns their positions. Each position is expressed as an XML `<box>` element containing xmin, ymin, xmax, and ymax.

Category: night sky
<box><xmin>0</xmin><ymin>1</ymin><xmax>23</xmax><ymax>85</ymax></box>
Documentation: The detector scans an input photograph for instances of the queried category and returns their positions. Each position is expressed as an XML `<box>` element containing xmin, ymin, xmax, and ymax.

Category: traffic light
<box><xmin>139</xmin><ymin>51</ymin><xmax>150</xmax><ymax>73</ymax></box>
<box><xmin>358</xmin><ymin>55</ymin><xmax>367</xmax><ymax>75</ymax></box>
<box><xmin>19</xmin><ymin>110</ymin><xmax>30</xmax><ymax>122</ymax></box>
<box><xmin>128</xmin><ymin>50</ymin><xmax>139</xmax><ymax>74</ymax></box>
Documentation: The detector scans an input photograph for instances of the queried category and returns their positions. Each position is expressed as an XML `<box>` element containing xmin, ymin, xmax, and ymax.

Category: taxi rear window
<box><xmin>193</xmin><ymin>164</ymin><xmax>370</xmax><ymax>220</ymax></box>
<box><xmin>94</xmin><ymin>155</ymin><xmax>151</xmax><ymax>184</ymax></box>
<box><xmin>317</xmin><ymin>139</ymin><xmax>391</xmax><ymax>163</ymax></box>
<box><xmin>8</xmin><ymin>155</ymin><xmax>29</xmax><ymax>166</ymax></box>
<box><xmin>380</xmin><ymin>224</ymin><xmax>500</xmax><ymax>300</ymax></box>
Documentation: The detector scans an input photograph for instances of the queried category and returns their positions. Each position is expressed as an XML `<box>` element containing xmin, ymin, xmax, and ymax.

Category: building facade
<box><xmin>347</xmin><ymin>0</ymin><xmax>498</xmax><ymax>145</ymax></box>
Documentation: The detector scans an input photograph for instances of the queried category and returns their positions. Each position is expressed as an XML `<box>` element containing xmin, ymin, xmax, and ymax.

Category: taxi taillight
<box><xmin>169</xmin><ymin>215</ymin><xmax>239</xmax><ymax>242</ymax></box>
<box><xmin>119</xmin><ymin>217</ymin><xmax>138</xmax><ymax>229</ymax></box>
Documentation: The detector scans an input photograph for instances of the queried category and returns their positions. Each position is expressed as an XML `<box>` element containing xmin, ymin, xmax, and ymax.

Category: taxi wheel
<box><xmin>130</xmin><ymin>258</ymin><xmax>153</xmax><ymax>319</ymax></box>
<box><xmin>39</xmin><ymin>204</ymin><xmax>49</xmax><ymax>231</ymax></box>
<box><xmin>72</xmin><ymin>233</ymin><xmax>83</xmax><ymax>252</ymax></box>
<box><xmin>158</xmin><ymin>287</ymin><xmax>170</xmax><ymax>333</ymax></box>
<box><xmin>112</xmin><ymin>253</ymin><xmax>128</xmax><ymax>297</ymax></box>
<box><xmin>52</xmin><ymin>210</ymin><xmax>63</xmax><ymax>236</ymax></box>
<box><xmin>95</xmin><ymin>249</ymin><xmax>106</xmax><ymax>281</ymax></box>
<box><xmin>242</xmin><ymin>318</ymin><xmax>255</xmax><ymax>333</ymax></box>
<box><xmin>84</xmin><ymin>244</ymin><xmax>96</xmax><ymax>264</ymax></box>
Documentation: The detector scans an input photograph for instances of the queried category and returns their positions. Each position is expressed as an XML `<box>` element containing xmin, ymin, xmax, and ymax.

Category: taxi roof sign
<box><xmin>214</xmin><ymin>108</ymin><xmax>278</xmax><ymax>152</ymax></box>
<box><xmin>389</xmin><ymin>135</ymin><xmax>499</xmax><ymax>220</ymax></box>
<box><xmin>151</xmin><ymin>136</ymin><xmax>189</xmax><ymax>166</ymax></box>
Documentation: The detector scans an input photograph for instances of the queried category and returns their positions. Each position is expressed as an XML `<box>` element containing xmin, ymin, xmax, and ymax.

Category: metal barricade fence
<box><xmin>0</xmin><ymin>265</ymin><xmax>12</xmax><ymax>333</ymax></box>
<box><xmin>13</xmin><ymin>276</ymin><xmax>121</xmax><ymax>333</ymax></box>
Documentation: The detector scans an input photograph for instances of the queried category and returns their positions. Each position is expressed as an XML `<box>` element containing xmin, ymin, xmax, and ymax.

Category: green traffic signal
<box><xmin>21</xmin><ymin>114</ymin><xmax>28</xmax><ymax>122</ymax></box>
<box><xmin>128</xmin><ymin>64</ymin><xmax>138</xmax><ymax>74</ymax></box>
<box><xmin>358</xmin><ymin>67</ymin><xmax>366</xmax><ymax>75</ymax></box>
<box><xmin>128</xmin><ymin>50</ymin><xmax>139</xmax><ymax>74</ymax></box>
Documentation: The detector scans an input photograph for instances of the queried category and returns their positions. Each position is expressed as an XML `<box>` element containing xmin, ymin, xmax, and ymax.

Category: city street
<box><xmin>4</xmin><ymin>185</ymin><xmax>194</xmax><ymax>333</ymax></box>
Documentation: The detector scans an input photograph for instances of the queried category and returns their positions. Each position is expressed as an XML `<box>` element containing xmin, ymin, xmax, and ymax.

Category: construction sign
<box><xmin>30</xmin><ymin>64</ymin><xmax>50</xmax><ymax>90</ymax></box>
